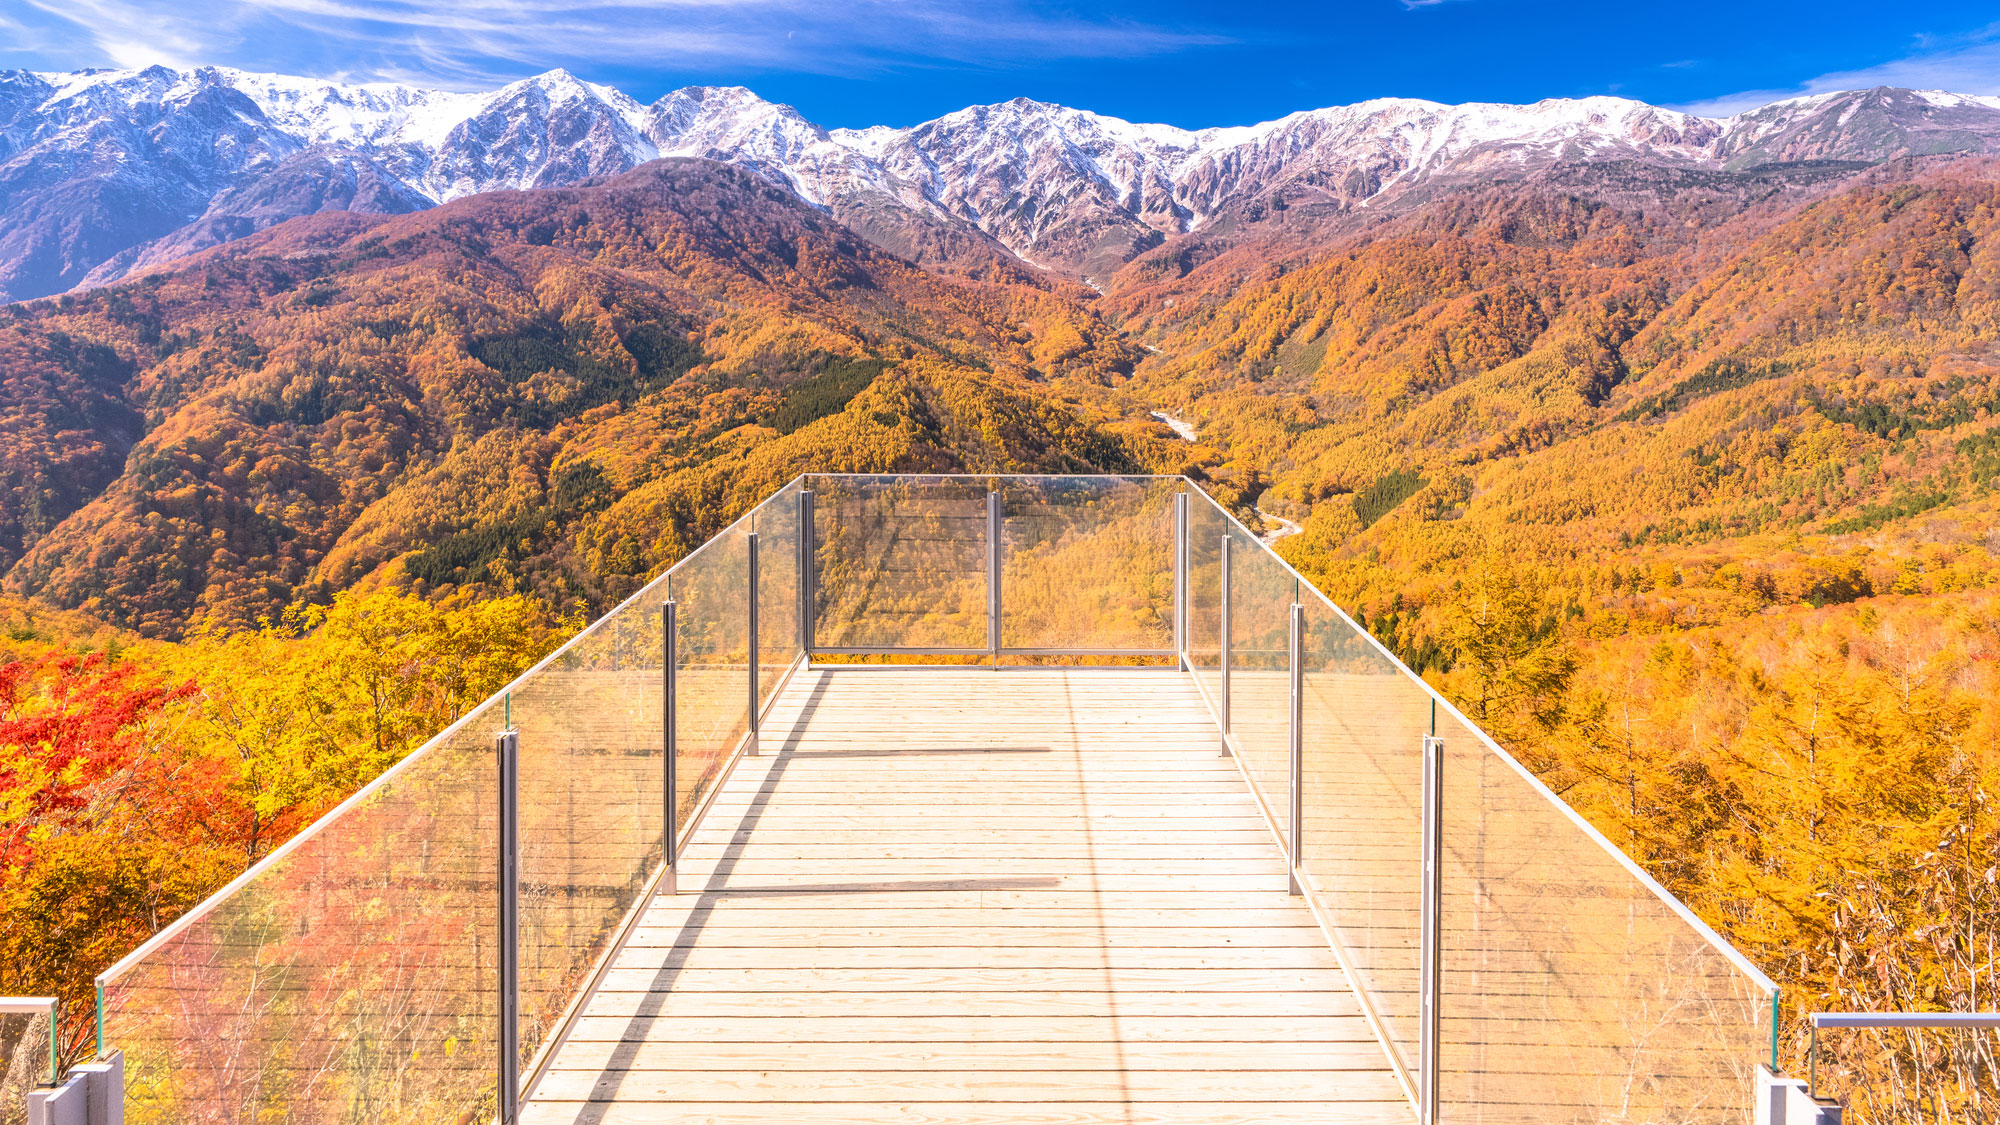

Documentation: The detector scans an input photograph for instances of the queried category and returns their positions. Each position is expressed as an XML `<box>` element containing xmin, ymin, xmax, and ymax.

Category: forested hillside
<box><xmin>0</xmin><ymin>159</ymin><xmax>1149</xmax><ymax>1078</ymax></box>
<box><xmin>4</xmin><ymin>146</ymin><xmax>2000</xmax><ymax>1118</ymax></box>
<box><xmin>1109</xmin><ymin>153</ymin><xmax>2000</xmax><ymax>1120</ymax></box>
<box><xmin>0</xmin><ymin>160</ymin><xmax>1134</xmax><ymax>637</ymax></box>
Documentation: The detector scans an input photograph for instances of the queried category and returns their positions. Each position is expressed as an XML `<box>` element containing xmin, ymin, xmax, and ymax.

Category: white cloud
<box><xmin>1671</xmin><ymin>23</ymin><xmax>2000</xmax><ymax>117</ymax></box>
<box><xmin>8</xmin><ymin>0</ymin><xmax>1230</xmax><ymax>90</ymax></box>
<box><xmin>21</xmin><ymin>0</ymin><xmax>222</xmax><ymax>70</ymax></box>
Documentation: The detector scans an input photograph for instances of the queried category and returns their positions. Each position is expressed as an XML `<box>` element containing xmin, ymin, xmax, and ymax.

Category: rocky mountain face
<box><xmin>1715</xmin><ymin>87</ymin><xmax>2000</xmax><ymax>168</ymax></box>
<box><xmin>78</xmin><ymin>149</ymin><xmax>431</xmax><ymax>286</ymax></box>
<box><xmin>5</xmin><ymin>66</ymin><xmax>2000</xmax><ymax>299</ymax></box>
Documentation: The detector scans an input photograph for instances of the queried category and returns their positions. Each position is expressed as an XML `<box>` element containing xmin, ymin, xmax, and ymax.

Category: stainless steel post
<box><xmin>746</xmin><ymin>531</ymin><xmax>760</xmax><ymax>756</ymax></box>
<box><xmin>1219</xmin><ymin>533</ymin><xmax>1232</xmax><ymax>755</ymax></box>
<box><xmin>663</xmin><ymin>600</ymin><xmax>678</xmax><ymax>895</ymax></box>
<box><xmin>1288</xmin><ymin>602</ymin><xmax>1304</xmax><ymax>896</ymax></box>
<box><xmin>496</xmin><ymin>728</ymin><xmax>520</xmax><ymax>1125</ymax></box>
<box><xmin>798</xmin><ymin>489</ymin><xmax>815</xmax><ymax>657</ymax></box>
<box><xmin>987</xmin><ymin>490</ymin><xmax>1002</xmax><ymax>667</ymax></box>
<box><xmin>1173</xmin><ymin>492</ymin><xmax>1187</xmax><ymax>668</ymax></box>
<box><xmin>1809</xmin><ymin>1023</ymin><xmax>1818</xmax><ymax>1097</ymax></box>
<box><xmin>1420</xmin><ymin>732</ymin><xmax>1444</xmax><ymax>1123</ymax></box>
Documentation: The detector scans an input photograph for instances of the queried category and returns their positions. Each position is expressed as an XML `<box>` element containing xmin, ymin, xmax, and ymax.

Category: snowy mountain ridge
<box><xmin>4</xmin><ymin>65</ymin><xmax>2000</xmax><ymax>299</ymax></box>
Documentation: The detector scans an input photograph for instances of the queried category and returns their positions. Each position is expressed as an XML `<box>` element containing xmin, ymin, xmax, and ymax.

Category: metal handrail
<box><xmin>0</xmin><ymin>997</ymin><xmax>57</xmax><ymax>1088</ymax></box>
<box><xmin>94</xmin><ymin>475</ymin><xmax>811</xmax><ymax>992</ymax></box>
<box><xmin>1808</xmin><ymin>1012</ymin><xmax>2000</xmax><ymax>1095</ymax></box>
<box><xmin>90</xmin><ymin>471</ymin><xmax>1788</xmax><ymax>1122</ymax></box>
<box><xmin>1174</xmin><ymin>481</ymin><xmax>1782</xmax><ymax>1119</ymax></box>
<box><xmin>1813</xmin><ymin>1012</ymin><xmax>2000</xmax><ymax>1029</ymax></box>
<box><xmin>1187</xmin><ymin>484</ymin><xmax>1782</xmax><ymax>997</ymax></box>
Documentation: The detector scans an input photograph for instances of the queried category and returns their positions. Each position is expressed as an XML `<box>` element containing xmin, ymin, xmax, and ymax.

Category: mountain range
<box><xmin>6</xmin><ymin>65</ymin><xmax>2000</xmax><ymax>300</ymax></box>
<box><xmin>6</xmin><ymin>62</ymin><xmax>1999</xmax><ymax>1117</ymax></box>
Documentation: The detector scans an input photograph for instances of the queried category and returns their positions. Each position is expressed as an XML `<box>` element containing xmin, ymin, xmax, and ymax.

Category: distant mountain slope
<box><xmin>1110</xmin><ymin>154</ymin><xmax>2000</xmax><ymax>597</ymax></box>
<box><xmin>13</xmin><ymin>140</ymin><xmax>2000</xmax><ymax>640</ymax></box>
<box><xmin>6</xmin><ymin>66</ymin><xmax>2000</xmax><ymax>298</ymax></box>
<box><xmin>0</xmin><ymin>159</ymin><xmax>1135</xmax><ymax>636</ymax></box>
<box><xmin>1715</xmin><ymin>87</ymin><xmax>2000</xmax><ymax>168</ymax></box>
<box><xmin>8</xmin><ymin>75</ymin><xmax>2000</xmax><ymax>1125</ymax></box>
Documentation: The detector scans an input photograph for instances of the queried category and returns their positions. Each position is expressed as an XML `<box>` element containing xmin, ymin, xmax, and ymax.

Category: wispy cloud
<box><xmin>1671</xmin><ymin>22</ymin><xmax>2000</xmax><ymax>117</ymax></box>
<box><xmin>20</xmin><ymin>0</ymin><xmax>223</xmax><ymax>70</ymax></box>
<box><xmin>8</xmin><ymin>0</ymin><xmax>1229</xmax><ymax>89</ymax></box>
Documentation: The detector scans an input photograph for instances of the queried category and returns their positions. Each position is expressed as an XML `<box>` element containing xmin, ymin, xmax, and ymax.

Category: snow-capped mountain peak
<box><xmin>3</xmin><ymin>66</ymin><xmax>2000</xmax><ymax>300</ymax></box>
<box><xmin>213</xmin><ymin>68</ymin><xmax>486</xmax><ymax>151</ymax></box>
<box><xmin>826</xmin><ymin>123</ymin><xmax>905</xmax><ymax>159</ymax></box>
<box><xmin>648</xmin><ymin>86</ymin><xmax>827</xmax><ymax>161</ymax></box>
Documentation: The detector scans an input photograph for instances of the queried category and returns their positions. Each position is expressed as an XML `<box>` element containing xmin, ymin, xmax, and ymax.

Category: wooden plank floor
<box><xmin>527</xmin><ymin>668</ymin><xmax>1411</xmax><ymax>1124</ymax></box>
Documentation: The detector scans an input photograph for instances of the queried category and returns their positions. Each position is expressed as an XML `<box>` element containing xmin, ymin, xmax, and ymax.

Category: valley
<box><xmin>2</xmin><ymin>71</ymin><xmax>1999</xmax><ymax>1120</ymax></box>
<box><xmin>1151</xmin><ymin>407</ymin><xmax>1295</xmax><ymax>541</ymax></box>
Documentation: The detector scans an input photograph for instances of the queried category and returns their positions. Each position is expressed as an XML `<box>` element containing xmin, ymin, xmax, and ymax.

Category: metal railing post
<box><xmin>1173</xmin><ymin>492</ymin><xmax>1187</xmax><ymax>668</ymax></box>
<box><xmin>987</xmin><ymin>490</ymin><xmax>1002</xmax><ymax>667</ymax></box>
<box><xmin>496</xmin><ymin>728</ymin><xmax>520</xmax><ymax>1125</ymax></box>
<box><xmin>1219</xmin><ymin>533</ymin><xmax>1232</xmax><ymax>756</ymax></box>
<box><xmin>1420</xmin><ymin>732</ymin><xmax>1444</xmax><ymax>1124</ymax></box>
<box><xmin>746</xmin><ymin>531</ymin><xmax>760</xmax><ymax>756</ymax></box>
<box><xmin>1808</xmin><ymin>1022</ymin><xmax>1818</xmax><ymax>1098</ymax></box>
<box><xmin>798</xmin><ymin>489</ymin><xmax>814</xmax><ymax>656</ymax></box>
<box><xmin>1288</xmin><ymin>602</ymin><xmax>1303</xmax><ymax>896</ymax></box>
<box><xmin>663</xmin><ymin>600</ymin><xmax>677</xmax><ymax>896</ymax></box>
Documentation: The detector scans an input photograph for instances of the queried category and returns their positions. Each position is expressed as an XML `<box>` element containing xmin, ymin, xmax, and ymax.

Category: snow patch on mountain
<box><xmin>1913</xmin><ymin>90</ymin><xmax>2000</xmax><ymax>112</ymax></box>
<box><xmin>4</xmin><ymin>65</ymin><xmax>2000</xmax><ymax>299</ymax></box>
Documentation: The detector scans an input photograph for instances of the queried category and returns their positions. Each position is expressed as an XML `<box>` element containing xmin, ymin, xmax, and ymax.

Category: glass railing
<box><xmin>806</xmin><ymin>474</ymin><xmax>1177</xmax><ymax>658</ymax></box>
<box><xmin>1803</xmin><ymin>1014</ymin><xmax>2000</xmax><ymax>1120</ymax></box>
<box><xmin>0</xmin><ymin>1000</ymin><xmax>56</xmax><ymax>1125</ymax></box>
<box><xmin>92</xmin><ymin>472</ymin><xmax>1779</xmax><ymax>1123</ymax></box>
<box><xmin>1432</xmin><ymin>697</ymin><xmax>1778</xmax><ymax>1122</ymax></box>
<box><xmin>809</xmin><ymin>474</ymin><xmax>991</xmax><ymax>653</ymax></box>
<box><xmin>94</xmin><ymin>480</ymin><xmax>802</xmax><ymax>1124</ymax></box>
<box><xmin>1295</xmin><ymin>586</ymin><xmax>1434</xmax><ymax>1076</ymax></box>
<box><xmin>996</xmin><ymin>476</ymin><xmax>1177</xmax><ymax>654</ymax></box>
<box><xmin>1179</xmin><ymin>486</ymin><xmax>1779</xmax><ymax>1124</ymax></box>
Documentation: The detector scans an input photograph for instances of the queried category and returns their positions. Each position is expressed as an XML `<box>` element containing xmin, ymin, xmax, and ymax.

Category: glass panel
<box><xmin>810</xmin><ymin>476</ymin><xmax>989</xmax><ymax>651</ymax></box>
<box><xmin>1436</xmin><ymin>708</ymin><xmax>1770</xmax><ymax>1123</ymax></box>
<box><xmin>1184</xmin><ymin>491</ymin><xmax>1226</xmax><ymax>709</ymax></box>
<box><xmin>670</xmin><ymin>523</ymin><xmax>752</xmax><ymax>824</ymax></box>
<box><xmin>507</xmin><ymin>596</ymin><xmax>666</xmax><ymax>1071</ymax></box>
<box><xmin>999</xmin><ymin>477</ymin><xmax>1175</xmax><ymax>652</ymax></box>
<box><xmin>1296</xmin><ymin>590</ymin><xmax>1430</xmax><ymax>1079</ymax></box>
<box><xmin>1222</xmin><ymin>522</ymin><xmax>1296</xmax><ymax>852</ymax></box>
<box><xmin>0</xmin><ymin>1008</ymin><xmax>53</xmax><ymax>1121</ymax></box>
<box><xmin>100</xmin><ymin>700</ymin><xmax>504</xmax><ymax>1123</ymax></box>
<box><xmin>86</xmin><ymin>474</ymin><xmax>1783</xmax><ymax>1125</ymax></box>
<box><xmin>751</xmin><ymin>480</ymin><xmax>803</xmax><ymax>705</ymax></box>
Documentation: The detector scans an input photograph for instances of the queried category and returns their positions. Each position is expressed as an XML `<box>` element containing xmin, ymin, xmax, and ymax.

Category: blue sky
<box><xmin>5</xmin><ymin>1</ymin><xmax>2000</xmax><ymax>127</ymax></box>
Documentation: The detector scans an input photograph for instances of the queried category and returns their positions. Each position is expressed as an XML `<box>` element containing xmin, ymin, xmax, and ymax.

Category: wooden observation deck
<box><xmin>528</xmin><ymin>668</ymin><xmax>1408</xmax><ymax>1123</ymax></box>
<box><xmin>91</xmin><ymin>476</ymin><xmax>1781</xmax><ymax>1125</ymax></box>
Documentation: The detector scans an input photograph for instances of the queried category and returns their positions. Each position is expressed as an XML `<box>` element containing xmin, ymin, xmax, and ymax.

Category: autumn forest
<box><xmin>3</xmin><ymin>148</ymin><xmax>1999</xmax><ymax>1119</ymax></box>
